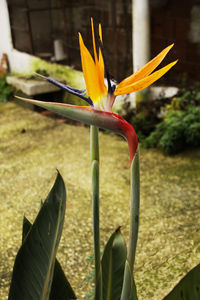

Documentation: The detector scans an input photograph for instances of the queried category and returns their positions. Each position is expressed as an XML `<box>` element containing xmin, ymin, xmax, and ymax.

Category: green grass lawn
<box><xmin>0</xmin><ymin>102</ymin><xmax>200</xmax><ymax>299</ymax></box>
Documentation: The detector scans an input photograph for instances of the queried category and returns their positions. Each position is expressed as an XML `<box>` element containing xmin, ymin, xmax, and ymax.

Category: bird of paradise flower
<box><xmin>17</xmin><ymin>19</ymin><xmax>177</xmax><ymax>163</ymax></box>
<box><xmin>16</xmin><ymin>18</ymin><xmax>177</xmax><ymax>299</ymax></box>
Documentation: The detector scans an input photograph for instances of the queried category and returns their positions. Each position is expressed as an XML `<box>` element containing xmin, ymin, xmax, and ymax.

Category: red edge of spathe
<box><xmin>116</xmin><ymin>114</ymin><xmax>138</xmax><ymax>163</ymax></box>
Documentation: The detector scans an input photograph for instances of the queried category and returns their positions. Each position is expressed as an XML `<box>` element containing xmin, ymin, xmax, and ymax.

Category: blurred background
<box><xmin>1</xmin><ymin>0</ymin><xmax>200</xmax><ymax>85</ymax></box>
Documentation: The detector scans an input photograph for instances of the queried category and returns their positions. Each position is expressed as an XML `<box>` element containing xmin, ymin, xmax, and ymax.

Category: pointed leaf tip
<box><xmin>115</xmin><ymin>225</ymin><xmax>122</xmax><ymax>232</ymax></box>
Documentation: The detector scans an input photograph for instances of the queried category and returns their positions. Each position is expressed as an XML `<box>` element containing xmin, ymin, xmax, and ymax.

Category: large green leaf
<box><xmin>9</xmin><ymin>172</ymin><xmax>66</xmax><ymax>300</ymax></box>
<box><xmin>163</xmin><ymin>264</ymin><xmax>200</xmax><ymax>300</ymax></box>
<box><xmin>120</xmin><ymin>261</ymin><xmax>137</xmax><ymax>300</ymax></box>
<box><xmin>101</xmin><ymin>228</ymin><xmax>127</xmax><ymax>300</ymax></box>
<box><xmin>50</xmin><ymin>258</ymin><xmax>77</xmax><ymax>300</ymax></box>
<box><xmin>22</xmin><ymin>216</ymin><xmax>77</xmax><ymax>300</ymax></box>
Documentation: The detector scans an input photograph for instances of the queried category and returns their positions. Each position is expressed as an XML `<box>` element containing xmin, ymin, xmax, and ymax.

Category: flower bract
<box><xmin>16</xmin><ymin>19</ymin><xmax>177</xmax><ymax>163</ymax></box>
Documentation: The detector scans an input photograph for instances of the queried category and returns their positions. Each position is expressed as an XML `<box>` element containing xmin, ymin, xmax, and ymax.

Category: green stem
<box><xmin>120</xmin><ymin>148</ymin><xmax>140</xmax><ymax>300</ymax></box>
<box><xmin>90</xmin><ymin>125</ymin><xmax>102</xmax><ymax>300</ymax></box>
<box><xmin>127</xmin><ymin>148</ymin><xmax>140</xmax><ymax>273</ymax></box>
<box><xmin>90</xmin><ymin>125</ymin><xmax>99</xmax><ymax>162</ymax></box>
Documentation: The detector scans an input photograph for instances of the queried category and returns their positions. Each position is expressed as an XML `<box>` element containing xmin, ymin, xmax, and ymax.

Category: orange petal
<box><xmin>79</xmin><ymin>33</ymin><xmax>102</xmax><ymax>102</ymax></box>
<box><xmin>98</xmin><ymin>23</ymin><xmax>106</xmax><ymax>94</ymax></box>
<box><xmin>98</xmin><ymin>23</ymin><xmax>104</xmax><ymax>75</ymax></box>
<box><xmin>117</xmin><ymin>44</ymin><xmax>174</xmax><ymax>89</ymax></box>
<box><xmin>98</xmin><ymin>49</ymin><xmax>104</xmax><ymax>79</ymax></box>
<box><xmin>114</xmin><ymin>60</ymin><xmax>178</xmax><ymax>95</ymax></box>
<box><xmin>91</xmin><ymin>18</ymin><xmax>107</xmax><ymax>96</ymax></box>
<box><xmin>91</xmin><ymin>18</ymin><xmax>98</xmax><ymax>64</ymax></box>
<box><xmin>91</xmin><ymin>19</ymin><xmax>107</xmax><ymax>98</ymax></box>
<box><xmin>99</xmin><ymin>23</ymin><xmax>103</xmax><ymax>42</ymax></box>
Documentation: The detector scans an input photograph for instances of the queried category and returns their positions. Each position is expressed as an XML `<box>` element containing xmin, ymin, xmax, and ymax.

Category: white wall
<box><xmin>132</xmin><ymin>0</ymin><xmax>150</xmax><ymax>72</ymax></box>
<box><xmin>0</xmin><ymin>0</ymin><xmax>35</xmax><ymax>73</ymax></box>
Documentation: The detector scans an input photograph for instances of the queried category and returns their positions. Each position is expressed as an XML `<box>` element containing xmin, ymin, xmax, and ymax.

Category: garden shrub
<box><xmin>0</xmin><ymin>75</ymin><xmax>13</xmax><ymax>102</ymax></box>
<box><xmin>122</xmin><ymin>97</ymin><xmax>171</xmax><ymax>142</ymax></box>
<box><xmin>143</xmin><ymin>87</ymin><xmax>200</xmax><ymax>154</ymax></box>
<box><xmin>129</xmin><ymin>111</ymin><xmax>156</xmax><ymax>141</ymax></box>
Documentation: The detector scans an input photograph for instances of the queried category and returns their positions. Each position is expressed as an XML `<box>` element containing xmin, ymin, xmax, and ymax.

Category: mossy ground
<box><xmin>0</xmin><ymin>102</ymin><xmax>200</xmax><ymax>299</ymax></box>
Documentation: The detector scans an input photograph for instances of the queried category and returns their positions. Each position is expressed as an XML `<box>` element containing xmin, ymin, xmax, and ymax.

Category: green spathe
<box><xmin>15</xmin><ymin>96</ymin><xmax>126</xmax><ymax>136</ymax></box>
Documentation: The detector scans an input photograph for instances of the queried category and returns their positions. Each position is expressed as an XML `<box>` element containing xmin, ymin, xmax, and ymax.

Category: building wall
<box><xmin>63</xmin><ymin>0</ymin><xmax>132</xmax><ymax>83</ymax></box>
<box><xmin>68</xmin><ymin>0</ymin><xmax>200</xmax><ymax>85</ymax></box>
<box><xmin>0</xmin><ymin>0</ymin><xmax>35</xmax><ymax>73</ymax></box>
<box><xmin>150</xmin><ymin>0</ymin><xmax>200</xmax><ymax>85</ymax></box>
<box><xmin>1</xmin><ymin>0</ymin><xmax>200</xmax><ymax>84</ymax></box>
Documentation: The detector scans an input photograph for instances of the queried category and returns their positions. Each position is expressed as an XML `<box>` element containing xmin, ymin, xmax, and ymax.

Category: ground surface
<box><xmin>0</xmin><ymin>102</ymin><xmax>200</xmax><ymax>299</ymax></box>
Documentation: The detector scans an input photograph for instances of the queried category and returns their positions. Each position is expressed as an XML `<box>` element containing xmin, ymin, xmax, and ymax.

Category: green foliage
<box><xmin>0</xmin><ymin>75</ymin><xmax>13</xmax><ymax>102</ymax></box>
<box><xmin>8</xmin><ymin>172</ymin><xmax>76</xmax><ymax>300</ymax></box>
<box><xmin>130</xmin><ymin>111</ymin><xmax>156</xmax><ymax>142</ymax></box>
<box><xmin>121</xmin><ymin>261</ymin><xmax>138</xmax><ymax>300</ymax></box>
<box><xmin>81</xmin><ymin>254</ymin><xmax>95</xmax><ymax>300</ymax></box>
<box><xmin>143</xmin><ymin>84</ymin><xmax>200</xmax><ymax>154</ymax></box>
<box><xmin>163</xmin><ymin>264</ymin><xmax>200</xmax><ymax>300</ymax></box>
<box><xmin>123</xmin><ymin>98</ymin><xmax>169</xmax><ymax>143</ymax></box>
<box><xmin>22</xmin><ymin>216</ymin><xmax>76</xmax><ymax>300</ymax></box>
<box><xmin>24</xmin><ymin>69</ymin><xmax>50</xmax><ymax>80</ymax></box>
<box><xmin>82</xmin><ymin>228</ymin><xmax>137</xmax><ymax>300</ymax></box>
<box><xmin>144</xmin><ymin>107</ymin><xmax>200</xmax><ymax>154</ymax></box>
<box><xmin>35</xmin><ymin>68</ymin><xmax>49</xmax><ymax>77</ymax></box>
<box><xmin>101</xmin><ymin>229</ymin><xmax>127</xmax><ymax>300</ymax></box>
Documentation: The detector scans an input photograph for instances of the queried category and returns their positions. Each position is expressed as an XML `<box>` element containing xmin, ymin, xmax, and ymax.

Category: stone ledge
<box><xmin>6</xmin><ymin>76</ymin><xmax>62</xmax><ymax>96</ymax></box>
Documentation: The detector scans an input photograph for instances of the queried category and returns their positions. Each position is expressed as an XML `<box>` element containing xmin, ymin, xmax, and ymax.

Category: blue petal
<box><xmin>47</xmin><ymin>77</ymin><xmax>86</xmax><ymax>95</ymax></box>
<box><xmin>35</xmin><ymin>73</ymin><xmax>93</xmax><ymax>106</ymax></box>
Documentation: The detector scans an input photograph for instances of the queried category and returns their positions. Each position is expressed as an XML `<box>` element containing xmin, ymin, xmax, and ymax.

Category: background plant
<box><xmin>0</xmin><ymin>75</ymin><xmax>13</xmax><ymax>102</ymax></box>
<box><xmin>121</xmin><ymin>97</ymin><xmax>170</xmax><ymax>142</ymax></box>
<box><xmin>142</xmin><ymin>83</ymin><xmax>200</xmax><ymax>154</ymax></box>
